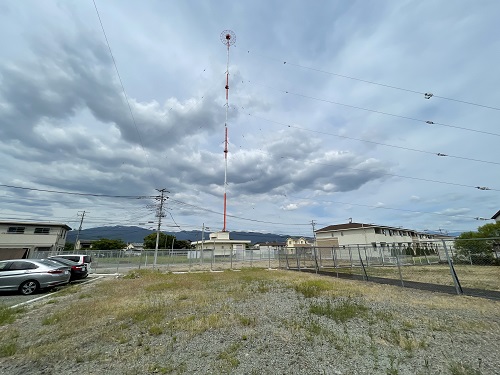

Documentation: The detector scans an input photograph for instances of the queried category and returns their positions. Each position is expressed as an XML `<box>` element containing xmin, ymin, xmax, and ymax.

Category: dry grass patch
<box><xmin>1</xmin><ymin>267</ymin><xmax>498</xmax><ymax>373</ymax></box>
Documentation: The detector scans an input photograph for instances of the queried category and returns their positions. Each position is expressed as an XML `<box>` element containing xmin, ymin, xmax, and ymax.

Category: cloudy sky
<box><xmin>0</xmin><ymin>0</ymin><xmax>498</xmax><ymax>237</ymax></box>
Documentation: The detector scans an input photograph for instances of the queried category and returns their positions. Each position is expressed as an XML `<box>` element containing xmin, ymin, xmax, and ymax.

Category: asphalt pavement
<box><xmin>0</xmin><ymin>276</ymin><xmax>101</xmax><ymax>308</ymax></box>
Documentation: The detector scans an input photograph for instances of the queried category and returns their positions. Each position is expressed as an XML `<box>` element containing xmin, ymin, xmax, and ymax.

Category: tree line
<box><xmin>65</xmin><ymin>233</ymin><xmax>191</xmax><ymax>250</ymax></box>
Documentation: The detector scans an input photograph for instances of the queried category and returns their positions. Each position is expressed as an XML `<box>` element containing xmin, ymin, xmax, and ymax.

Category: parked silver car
<box><xmin>0</xmin><ymin>259</ymin><xmax>71</xmax><ymax>295</ymax></box>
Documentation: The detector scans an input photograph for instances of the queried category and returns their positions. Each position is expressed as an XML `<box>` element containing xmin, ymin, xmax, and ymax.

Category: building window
<box><xmin>340</xmin><ymin>232</ymin><xmax>344</xmax><ymax>236</ymax></box>
<box><xmin>375</xmin><ymin>228</ymin><xmax>382</xmax><ymax>234</ymax></box>
<box><xmin>372</xmin><ymin>242</ymin><xmax>377</xmax><ymax>248</ymax></box>
<box><xmin>34</xmin><ymin>228</ymin><xmax>50</xmax><ymax>234</ymax></box>
<box><xmin>7</xmin><ymin>227</ymin><xmax>25</xmax><ymax>234</ymax></box>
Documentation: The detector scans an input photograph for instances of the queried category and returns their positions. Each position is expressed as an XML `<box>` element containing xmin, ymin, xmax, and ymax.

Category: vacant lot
<box><xmin>1</xmin><ymin>269</ymin><xmax>499</xmax><ymax>374</ymax></box>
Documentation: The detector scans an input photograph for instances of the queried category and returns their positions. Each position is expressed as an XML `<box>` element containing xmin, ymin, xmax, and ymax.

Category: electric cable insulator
<box><xmin>437</xmin><ymin>153</ymin><xmax>448</xmax><ymax>156</ymax></box>
<box><xmin>426</xmin><ymin>121</ymin><xmax>434</xmax><ymax>124</ymax></box>
<box><xmin>424</xmin><ymin>93</ymin><xmax>434</xmax><ymax>99</ymax></box>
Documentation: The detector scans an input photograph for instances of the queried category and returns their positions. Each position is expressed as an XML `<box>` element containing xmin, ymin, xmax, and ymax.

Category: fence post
<box><xmin>357</xmin><ymin>245</ymin><xmax>368</xmax><ymax>281</ymax></box>
<box><xmin>116</xmin><ymin>250</ymin><xmax>121</xmax><ymax>274</ymax></box>
<box><xmin>442</xmin><ymin>239</ymin><xmax>463</xmax><ymax>295</ymax></box>
<box><xmin>348</xmin><ymin>246</ymin><xmax>353</xmax><ymax>268</ymax></box>
<box><xmin>423</xmin><ymin>251</ymin><xmax>430</xmax><ymax>265</ymax></box>
<box><xmin>313</xmin><ymin>246</ymin><xmax>319</xmax><ymax>273</ymax></box>
<box><xmin>396</xmin><ymin>245</ymin><xmax>405</xmax><ymax>287</ymax></box>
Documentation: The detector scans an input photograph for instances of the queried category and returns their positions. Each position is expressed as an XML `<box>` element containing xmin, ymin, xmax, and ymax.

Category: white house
<box><xmin>0</xmin><ymin>221</ymin><xmax>71</xmax><ymax>260</ymax></box>
<box><xmin>191</xmin><ymin>231</ymin><xmax>251</xmax><ymax>257</ymax></box>
<box><xmin>492</xmin><ymin>210</ymin><xmax>500</xmax><ymax>223</ymax></box>
<box><xmin>75</xmin><ymin>239</ymin><xmax>94</xmax><ymax>250</ymax></box>
<box><xmin>286</xmin><ymin>237</ymin><xmax>313</xmax><ymax>254</ymax></box>
<box><xmin>126</xmin><ymin>242</ymin><xmax>144</xmax><ymax>250</ymax></box>
<box><xmin>254</xmin><ymin>242</ymin><xmax>286</xmax><ymax>252</ymax></box>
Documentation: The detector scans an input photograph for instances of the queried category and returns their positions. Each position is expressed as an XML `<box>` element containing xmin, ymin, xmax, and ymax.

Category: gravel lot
<box><xmin>0</xmin><ymin>269</ymin><xmax>499</xmax><ymax>374</ymax></box>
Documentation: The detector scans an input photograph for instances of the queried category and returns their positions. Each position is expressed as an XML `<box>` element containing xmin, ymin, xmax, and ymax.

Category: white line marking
<box><xmin>10</xmin><ymin>276</ymin><xmax>103</xmax><ymax>309</ymax></box>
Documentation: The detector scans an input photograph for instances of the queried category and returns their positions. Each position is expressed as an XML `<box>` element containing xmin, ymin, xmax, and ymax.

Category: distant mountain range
<box><xmin>66</xmin><ymin>225</ymin><xmax>290</xmax><ymax>244</ymax></box>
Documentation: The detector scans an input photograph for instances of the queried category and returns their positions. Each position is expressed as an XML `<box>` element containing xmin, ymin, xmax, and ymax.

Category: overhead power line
<box><xmin>0</xmin><ymin>183</ymin><xmax>154</xmax><ymax>199</ymax></box>
<box><xmin>246</xmin><ymin>113</ymin><xmax>500</xmax><ymax>167</ymax></box>
<box><xmin>169</xmin><ymin>198</ymin><xmax>311</xmax><ymax>226</ymax></box>
<box><xmin>246</xmin><ymin>50</ymin><xmax>500</xmax><ymax>112</ymax></box>
<box><xmin>92</xmin><ymin>0</ymin><xmax>157</xmax><ymax>186</ymax></box>
<box><xmin>247</xmin><ymin>81</ymin><xmax>500</xmax><ymax>138</ymax></box>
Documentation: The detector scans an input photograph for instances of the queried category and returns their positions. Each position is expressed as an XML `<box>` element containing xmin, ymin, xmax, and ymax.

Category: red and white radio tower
<box><xmin>220</xmin><ymin>30</ymin><xmax>235</xmax><ymax>232</ymax></box>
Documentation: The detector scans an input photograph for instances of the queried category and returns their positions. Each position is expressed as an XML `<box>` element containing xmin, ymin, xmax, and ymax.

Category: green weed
<box><xmin>217</xmin><ymin>342</ymin><xmax>241</xmax><ymax>370</ymax></box>
<box><xmin>0</xmin><ymin>341</ymin><xmax>17</xmax><ymax>357</ymax></box>
<box><xmin>294</xmin><ymin>279</ymin><xmax>333</xmax><ymax>298</ymax></box>
<box><xmin>0</xmin><ymin>305</ymin><xmax>24</xmax><ymax>326</ymax></box>
<box><xmin>449</xmin><ymin>361</ymin><xmax>481</xmax><ymax>375</ymax></box>
<box><xmin>309</xmin><ymin>299</ymin><xmax>369</xmax><ymax>322</ymax></box>
<box><xmin>148</xmin><ymin>325</ymin><xmax>164</xmax><ymax>335</ymax></box>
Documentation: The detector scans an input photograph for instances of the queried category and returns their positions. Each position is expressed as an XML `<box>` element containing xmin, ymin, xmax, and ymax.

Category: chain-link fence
<box><xmin>279</xmin><ymin>238</ymin><xmax>500</xmax><ymax>299</ymax></box>
<box><xmin>32</xmin><ymin>248</ymin><xmax>282</xmax><ymax>273</ymax></box>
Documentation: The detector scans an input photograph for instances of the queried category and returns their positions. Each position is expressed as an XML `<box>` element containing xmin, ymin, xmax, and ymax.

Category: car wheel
<box><xmin>19</xmin><ymin>280</ymin><xmax>39</xmax><ymax>295</ymax></box>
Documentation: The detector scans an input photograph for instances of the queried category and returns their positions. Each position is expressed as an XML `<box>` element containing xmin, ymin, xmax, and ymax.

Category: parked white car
<box><xmin>52</xmin><ymin>254</ymin><xmax>92</xmax><ymax>273</ymax></box>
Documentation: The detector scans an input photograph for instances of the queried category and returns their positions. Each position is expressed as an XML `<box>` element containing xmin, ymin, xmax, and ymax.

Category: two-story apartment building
<box><xmin>315</xmin><ymin>222</ymin><xmax>436</xmax><ymax>256</ymax></box>
<box><xmin>0</xmin><ymin>221</ymin><xmax>71</xmax><ymax>260</ymax></box>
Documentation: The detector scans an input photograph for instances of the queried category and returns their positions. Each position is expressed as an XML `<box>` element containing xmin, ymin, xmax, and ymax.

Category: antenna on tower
<box><xmin>220</xmin><ymin>30</ymin><xmax>236</xmax><ymax>232</ymax></box>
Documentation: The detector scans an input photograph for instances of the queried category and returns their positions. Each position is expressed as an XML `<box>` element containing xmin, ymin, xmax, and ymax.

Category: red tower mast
<box><xmin>220</xmin><ymin>30</ymin><xmax>235</xmax><ymax>232</ymax></box>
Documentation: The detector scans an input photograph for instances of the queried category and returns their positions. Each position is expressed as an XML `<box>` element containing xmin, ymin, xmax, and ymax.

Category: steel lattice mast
<box><xmin>220</xmin><ymin>30</ymin><xmax>235</xmax><ymax>232</ymax></box>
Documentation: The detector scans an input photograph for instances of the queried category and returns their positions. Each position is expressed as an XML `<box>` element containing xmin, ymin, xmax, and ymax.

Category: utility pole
<box><xmin>154</xmin><ymin>189</ymin><xmax>169</xmax><ymax>267</ymax></box>
<box><xmin>74</xmin><ymin>211</ymin><xmax>86</xmax><ymax>251</ymax></box>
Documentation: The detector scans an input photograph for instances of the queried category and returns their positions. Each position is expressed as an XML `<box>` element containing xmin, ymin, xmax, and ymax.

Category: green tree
<box><xmin>91</xmin><ymin>238</ymin><xmax>127</xmax><ymax>250</ymax></box>
<box><xmin>64</xmin><ymin>242</ymin><xmax>75</xmax><ymax>251</ymax></box>
<box><xmin>454</xmin><ymin>222</ymin><xmax>500</xmax><ymax>265</ymax></box>
<box><xmin>175</xmin><ymin>240</ymin><xmax>192</xmax><ymax>249</ymax></box>
<box><xmin>143</xmin><ymin>233</ymin><xmax>191</xmax><ymax>249</ymax></box>
<box><xmin>144</xmin><ymin>232</ymin><xmax>175</xmax><ymax>249</ymax></box>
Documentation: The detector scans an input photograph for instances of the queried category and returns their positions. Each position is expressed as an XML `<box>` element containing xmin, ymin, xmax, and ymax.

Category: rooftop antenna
<box><xmin>220</xmin><ymin>30</ymin><xmax>236</xmax><ymax>232</ymax></box>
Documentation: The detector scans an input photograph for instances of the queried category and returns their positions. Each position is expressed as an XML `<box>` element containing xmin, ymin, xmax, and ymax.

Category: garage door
<box><xmin>0</xmin><ymin>248</ymin><xmax>29</xmax><ymax>261</ymax></box>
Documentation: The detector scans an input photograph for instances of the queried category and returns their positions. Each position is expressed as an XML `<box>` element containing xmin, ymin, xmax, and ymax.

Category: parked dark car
<box><xmin>46</xmin><ymin>257</ymin><xmax>88</xmax><ymax>281</ymax></box>
<box><xmin>0</xmin><ymin>259</ymin><xmax>71</xmax><ymax>295</ymax></box>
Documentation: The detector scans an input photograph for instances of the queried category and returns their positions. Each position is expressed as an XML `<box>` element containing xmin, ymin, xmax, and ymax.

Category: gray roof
<box><xmin>0</xmin><ymin>221</ymin><xmax>72</xmax><ymax>230</ymax></box>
